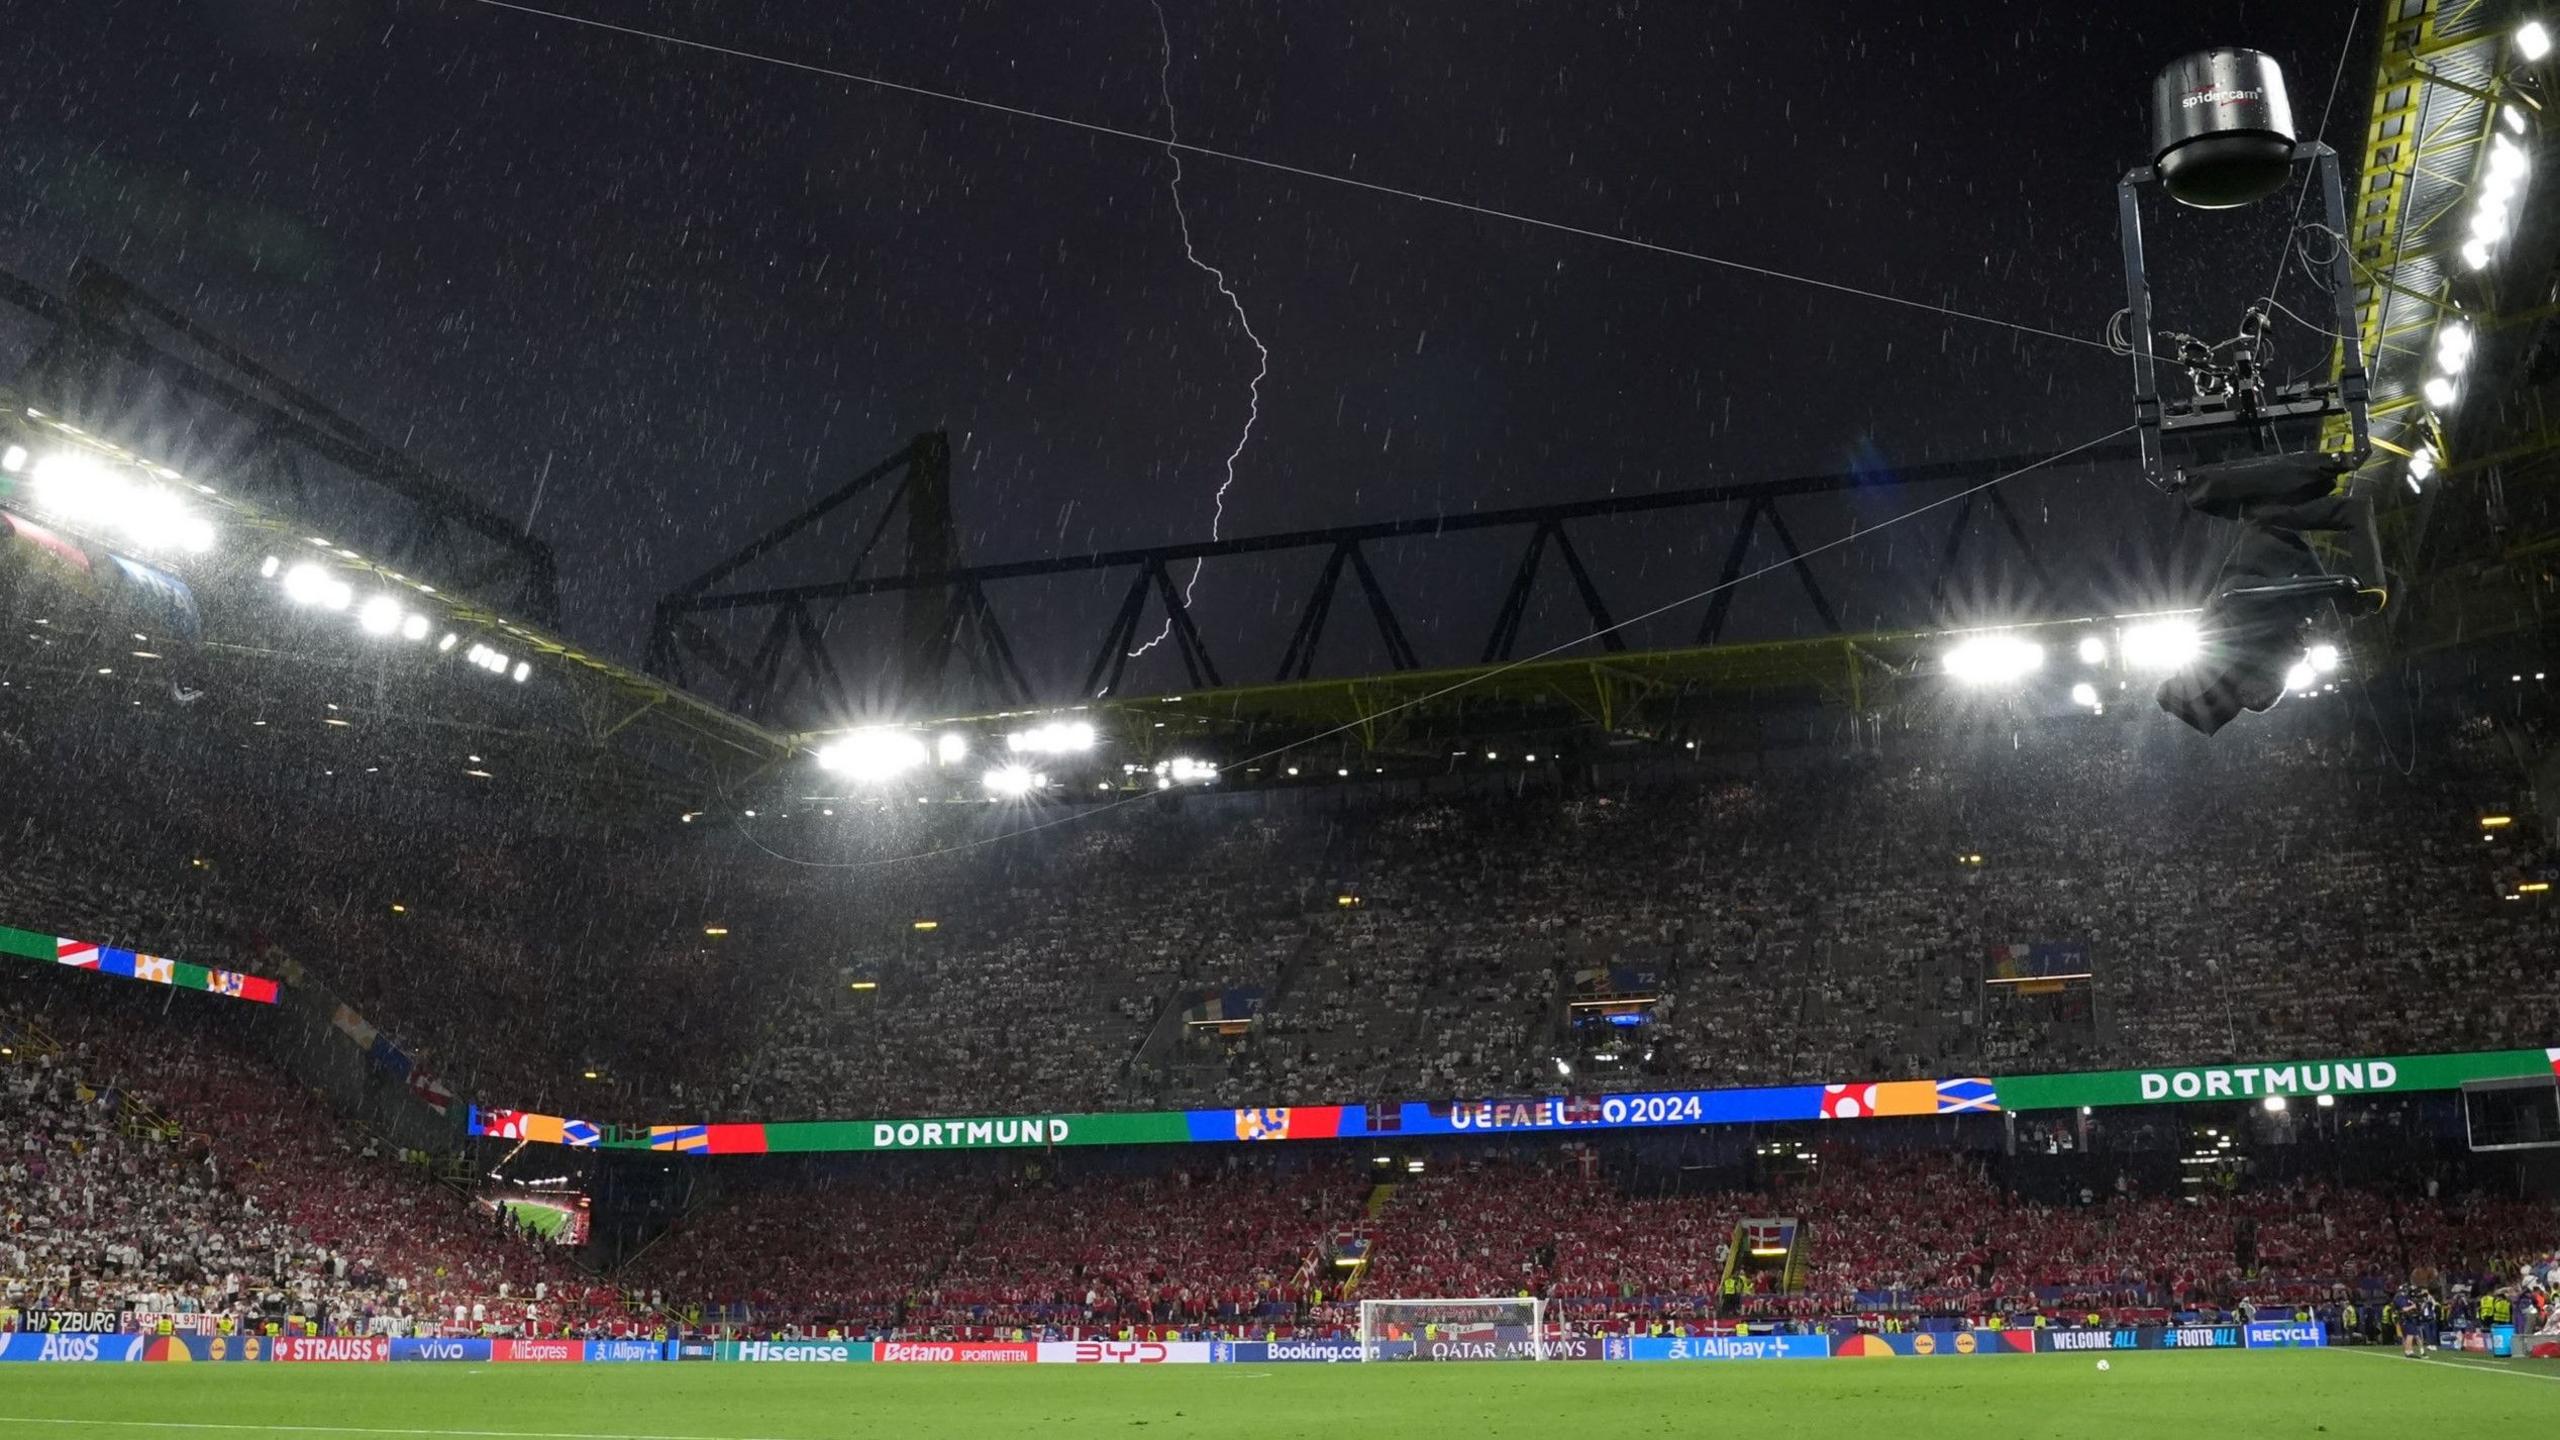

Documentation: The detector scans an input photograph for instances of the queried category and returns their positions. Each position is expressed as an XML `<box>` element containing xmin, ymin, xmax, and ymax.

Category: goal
<box><xmin>1357</xmin><ymin>1297</ymin><xmax>1553</xmax><ymax>1361</ymax></box>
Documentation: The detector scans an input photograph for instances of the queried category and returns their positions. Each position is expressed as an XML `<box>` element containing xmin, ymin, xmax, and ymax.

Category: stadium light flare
<box><xmin>2481</xmin><ymin>815</ymin><xmax>2514</xmax><ymax>828</ymax></box>
<box><xmin>2422</xmin><ymin>375</ymin><xmax>2459</xmax><ymax>410</ymax></box>
<box><xmin>2069</xmin><ymin>682</ymin><xmax>2100</xmax><ymax>708</ymax></box>
<box><xmin>2315</xmin><ymin>1093</ymin><xmax>2335</xmax><ymax>1108</ymax></box>
<box><xmin>935</xmin><ymin>732</ymin><xmax>969</xmax><ymax>766</ymax></box>
<box><xmin>511</xmin><ymin>661</ymin><xmax>530</xmax><ymax>683</ymax></box>
<box><xmin>1159</xmin><ymin>756</ymin><xmax>1218</xmax><ymax>785</ymax></box>
<box><xmin>1006</xmin><ymin>720</ymin><xmax>1097</xmax><ymax>755</ymax></box>
<box><xmin>2283</xmin><ymin>660</ymin><xmax>2316</xmax><ymax>692</ymax></box>
<box><xmin>2307</xmin><ymin>642</ymin><xmax>2340</xmax><ymax>673</ymax></box>
<box><xmin>2075</xmin><ymin>635</ymin><xmax>2108</xmax><ymax>665</ymax></box>
<box><xmin>259</xmin><ymin>554</ymin><xmax>281</xmax><ymax>579</ymax></box>
<box><xmin>2521</xmin><ymin>19</ymin><xmax>2553</xmax><ymax>61</ymax></box>
<box><xmin>1943</xmin><ymin>634</ymin><xmax>2044</xmax><ymax>685</ymax></box>
<box><xmin>982</xmin><ymin>764</ymin><xmax>1045</xmax><ymax>797</ymax></box>
<box><xmin>2434</xmin><ymin>321</ymin><xmax>2473</xmax><ymax>375</ymax></box>
<box><xmin>400</xmin><ymin>612</ymin><xmax>431</xmax><ymax>642</ymax></box>
<box><xmin>30</xmin><ymin>450</ymin><xmax>215</xmax><ymax>554</ymax></box>
<box><xmin>282</xmin><ymin>562</ymin><xmax>353</xmax><ymax>611</ymax></box>
<box><xmin>2119</xmin><ymin>620</ymin><xmax>2201</xmax><ymax>671</ymax></box>
<box><xmin>2262</xmin><ymin>1095</ymin><xmax>2287</xmax><ymax>1113</ymax></box>
<box><xmin>357</xmin><ymin>595</ymin><xmax>404</xmax><ymax>637</ymax></box>
<box><xmin>0</xmin><ymin>444</ymin><xmax>24</xmax><ymax>472</ymax></box>
<box><xmin>818</xmin><ymin>729</ymin><xmax>930</xmax><ymax>782</ymax></box>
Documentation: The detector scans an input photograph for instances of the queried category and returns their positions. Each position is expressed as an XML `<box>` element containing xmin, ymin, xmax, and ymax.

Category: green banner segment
<box><xmin>0</xmin><ymin>925</ymin><xmax>53</xmax><ymax>961</ymax></box>
<box><xmin>1991</xmin><ymin>1048</ymin><xmax>2558</xmax><ymax>1111</ymax></box>
<box><xmin>758</xmin><ymin>1111</ymin><xmax>1194</xmax><ymax>1154</ymax></box>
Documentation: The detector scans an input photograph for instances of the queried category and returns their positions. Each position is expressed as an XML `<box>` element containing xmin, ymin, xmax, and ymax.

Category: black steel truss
<box><xmin>0</xmin><ymin>260</ymin><xmax>563</xmax><ymax>624</ymax></box>
<box><xmin>655</xmin><ymin>440</ymin><xmax>2138</xmax><ymax>727</ymax></box>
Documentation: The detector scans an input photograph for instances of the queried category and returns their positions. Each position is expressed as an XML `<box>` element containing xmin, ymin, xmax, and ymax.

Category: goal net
<box><xmin>1358</xmin><ymin>1297</ymin><xmax>1553</xmax><ymax>1361</ymax></box>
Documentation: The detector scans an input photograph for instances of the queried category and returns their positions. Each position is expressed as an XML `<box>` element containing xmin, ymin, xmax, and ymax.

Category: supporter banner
<box><xmin>271</xmin><ymin>1336</ymin><xmax>390</xmax><ymax>1362</ymax></box>
<box><xmin>1620</xmin><ymin>1334</ymin><xmax>1833</xmax><ymax>1361</ymax></box>
<box><xmin>2243</xmin><ymin>1322</ymin><xmax>2327</xmax><ymax>1349</ymax></box>
<box><xmin>389</xmin><ymin>1338</ymin><xmax>493</xmax><ymax>1363</ymax></box>
<box><xmin>1831</xmin><ymin>1331</ymin><xmax>2030</xmax><ymax>1357</ymax></box>
<box><xmin>0</xmin><ymin>924</ymin><xmax>280</xmax><ymax>1005</ymax></box>
<box><xmin>721</xmin><ymin>1341</ymin><xmax>871</xmax><ymax>1363</ymax></box>
<box><xmin>1035</xmin><ymin>1341</ymin><xmax>1216</xmax><ymax>1365</ymax></box>
<box><xmin>585</xmin><ymin>1339</ymin><xmax>668</xmax><ymax>1364</ymax></box>
<box><xmin>0</xmin><ymin>1334</ymin><xmax>145</xmax><ymax>1363</ymax></box>
<box><xmin>18</xmin><ymin>1310</ymin><xmax>122</xmax><ymax>1334</ymax></box>
<box><xmin>464</xmin><ymin>1044</ymin><xmax>2560</xmax><ymax>1157</ymax></box>
<box><xmin>492</xmin><ymin>1339</ymin><xmax>584</xmax><ymax>1364</ymax></box>
<box><xmin>875</xmin><ymin>1341</ymin><xmax>1035</xmax><ymax>1364</ymax></box>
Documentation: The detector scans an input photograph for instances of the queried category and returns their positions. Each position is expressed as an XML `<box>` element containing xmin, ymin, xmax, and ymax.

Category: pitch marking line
<box><xmin>0</xmin><ymin>1418</ymin><xmax>803</xmax><ymax>1440</ymax></box>
<box><xmin>2339</xmin><ymin>1348</ymin><xmax>2560</xmax><ymax>1383</ymax></box>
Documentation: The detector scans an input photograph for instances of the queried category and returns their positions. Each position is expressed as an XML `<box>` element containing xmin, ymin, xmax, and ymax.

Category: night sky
<box><xmin>0</xmin><ymin>0</ymin><xmax>2368</xmax><ymax>699</ymax></box>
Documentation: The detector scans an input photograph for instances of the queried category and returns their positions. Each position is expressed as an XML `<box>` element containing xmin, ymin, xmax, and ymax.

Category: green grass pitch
<box><xmin>0</xmin><ymin>1350</ymin><xmax>2552</xmax><ymax>1439</ymax></box>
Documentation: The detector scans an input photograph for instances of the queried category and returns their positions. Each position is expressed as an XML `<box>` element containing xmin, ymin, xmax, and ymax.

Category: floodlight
<box><xmin>2435</xmin><ymin>322</ymin><xmax>2473</xmax><ymax>373</ymax></box>
<box><xmin>2076</xmin><ymin>635</ymin><xmax>2108</xmax><ymax>665</ymax></box>
<box><xmin>983</xmin><ymin>764</ymin><xmax>1043</xmax><ymax>797</ymax></box>
<box><xmin>936</xmin><ymin>732</ymin><xmax>969</xmax><ymax>765</ymax></box>
<box><xmin>2283</xmin><ymin>661</ymin><xmax>2316</xmax><ymax>691</ymax></box>
<box><xmin>817</xmin><ymin>729</ymin><xmax>929</xmax><ymax>782</ymax></box>
<box><xmin>2307</xmin><ymin>642</ymin><xmax>2339</xmax><ymax>673</ymax></box>
<box><xmin>1943</xmin><ymin>634</ymin><xmax>2044</xmax><ymax>684</ymax></box>
<box><xmin>2461</xmin><ymin>237</ymin><xmax>2495</xmax><ymax>269</ymax></box>
<box><xmin>259</xmin><ymin>555</ymin><xmax>281</xmax><ymax>579</ymax></box>
<box><xmin>2314</xmin><ymin>1093</ymin><xmax>2335</xmax><ymax>1108</ymax></box>
<box><xmin>400</xmin><ymin>613</ymin><xmax>431</xmax><ymax>642</ymax></box>
<box><xmin>357</xmin><ymin>595</ymin><xmax>403</xmax><ymax>637</ymax></box>
<box><xmin>0</xmin><ymin>445</ymin><xmax>24</xmax><ymax>472</ymax></box>
<box><xmin>2262</xmin><ymin>1095</ymin><xmax>2287</xmax><ymax>1113</ymax></box>
<box><xmin>511</xmin><ymin>661</ymin><xmax>530</xmax><ymax>683</ymax></box>
<box><xmin>283</xmin><ymin>562</ymin><xmax>351</xmax><ymax>610</ymax></box>
<box><xmin>2070</xmin><ymin>682</ymin><xmax>2100</xmax><ymax>707</ymax></box>
<box><xmin>2520</xmin><ymin>19</ymin><xmax>2552</xmax><ymax>61</ymax></box>
<box><xmin>2423</xmin><ymin>375</ymin><xmax>2459</xmax><ymax>410</ymax></box>
<box><xmin>1006</xmin><ymin>720</ymin><xmax>1097</xmax><ymax>754</ymax></box>
<box><xmin>2121</xmin><ymin>620</ymin><xmax>2201</xmax><ymax>670</ymax></box>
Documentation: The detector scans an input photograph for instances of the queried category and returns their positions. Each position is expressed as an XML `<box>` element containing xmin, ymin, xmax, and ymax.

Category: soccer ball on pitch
<box><xmin>2095</xmin><ymin>1359</ymin><xmax>2111</xmax><ymax>1372</ymax></box>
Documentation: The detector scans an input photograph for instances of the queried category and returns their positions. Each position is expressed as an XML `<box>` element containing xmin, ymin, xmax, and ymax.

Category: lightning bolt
<box><xmin>1129</xmin><ymin>0</ymin><xmax>1269</xmax><ymax>661</ymax></box>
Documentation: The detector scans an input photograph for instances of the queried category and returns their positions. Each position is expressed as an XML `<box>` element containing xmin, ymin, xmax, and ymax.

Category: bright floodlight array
<box><xmin>1941</xmin><ymin>634</ymin><xmax>2045</xmax><ymax>685</ymax></box>
<box><xmin>982</xmin><ymin>763</ymin><xmax>1046</xmax><ymax>797</ymax></box>
<box><xmin>18</xmin><ymin>449</ymin><xmax>215</xmax><ymax>555</ymax></box>
<box><xmin>815</xmin><ymin>728</ymin><xmax>930</xmax><ymax>783</ymax></box>
<box><xmin>1152</xmin><ymin>756</ymin><xmax>1217</xmax><ymax>788</ymax></box>
<box><xmin>2119</xmin><ymin>619</ymin><xmax>2202</xmax><ymax>671</ymax></box>
<box><xmin>271</xmin><ymin>556</ymin><xmax>529</xmax><ymax>682</ymax></box>
<box><xmin>1944</xmin><ymin>619</ymin><xmax>2339</xmax><ymax>712</ymax></box>
<box><xmin>1007</xmin><ymin>720</ymin><xmax>1096</xmax><ymax>754</ymax></box>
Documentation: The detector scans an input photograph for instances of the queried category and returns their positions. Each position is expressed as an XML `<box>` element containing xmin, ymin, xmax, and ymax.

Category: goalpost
<box><xmin>1357</xmin><ymin>1297</ymin><xmax>1553</xmax><ymax>1361</ymax></box>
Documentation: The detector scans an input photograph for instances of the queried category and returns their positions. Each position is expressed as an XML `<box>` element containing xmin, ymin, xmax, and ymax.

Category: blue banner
<box><xmin>2244</xmin><ymin>1322</ymin><xmax>2328</xmax><ymax>1349</ymax></box>
<box><xmin>2038</xmin><ymin>1328</ymin><xmax>2148</xmax><ymax>1353</ymax></box>
<box><xmin>0</xmin><ymin>1333</ymin><xmax>145</xmax><ymax>1363</ymax></box>
<box><xmin>389</xmin><ymin>1338</ymin><xmax>492</xmax><ymax>1363</ymax></box>
<box><xmin>2157</xmin><ymin>1324</ymin><xmax>2243</xmax><ymax>1349</ymax></box>
<box><xmin>673</xmin><ymin>1338</ymin><xmax>718</xmax><ymax>1361</ymax></box>
<box><xmin>1613</xmin><ymin>1334</ymin><xmax>1832</xmax><ymax>1361</ymax></box>
<box><xmin>584</xmin><ymin>1340</ymin><xmax>668</xmax><ymax>1364</ymax></box>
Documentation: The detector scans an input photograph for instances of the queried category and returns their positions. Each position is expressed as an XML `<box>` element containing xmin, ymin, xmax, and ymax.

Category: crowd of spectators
<box><xmin>2</xmin><ymin>698</ymin><xmax>2556</xmax><ymax>1138</ymax></box>
<box><xmin>0</xmin><ymin>977</ymin><xmax>624</xmax><ymax>1339</ymax></box>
